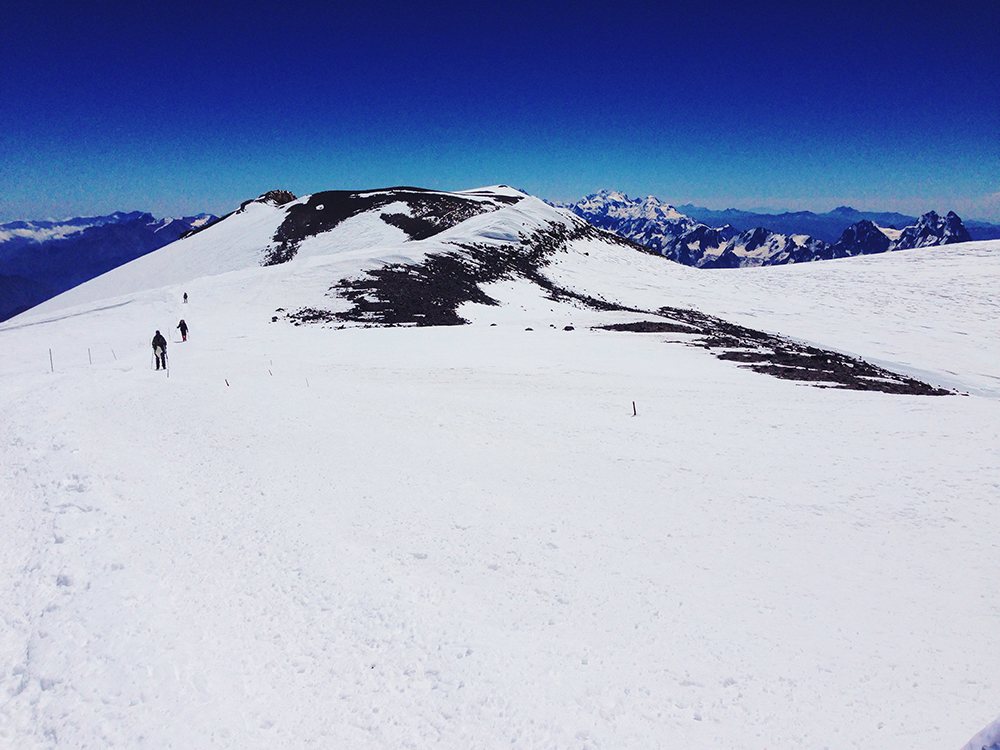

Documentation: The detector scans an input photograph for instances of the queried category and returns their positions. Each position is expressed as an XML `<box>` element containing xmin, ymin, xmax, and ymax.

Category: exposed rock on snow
<box><xmin>235</xmin><ymin>189</ymin><xmax>298</xmax><ymax>213</ymax></box>
<box><xmin>285</xmin><ymin>221</ymin><xmax>611</xmax><ymax>327</ymax></box>
<box><xmin>598</xmin><ymin>308</ymin><xmax>951</xmax><ymax>395</ymax></box>
<box><xmin>256</xmin><ymin>189</ymin><xmax>298</xmax><ymax>207</ymax></box>
<box><xmin>276</xmin><ymin>198</ymin><xmax>952</xmax><ymax>395</ymax></box>
<box><xmin>829</xmin><ymin>219</ymin><xmax>893</xmax><ymax>257</ymax></box>
<box><xmin>263</xmin><ymin>187</ymin><xmax>522</xmax><ymax>266</ymax></box>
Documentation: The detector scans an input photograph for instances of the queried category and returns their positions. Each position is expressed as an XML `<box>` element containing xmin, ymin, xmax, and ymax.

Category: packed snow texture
<box><xmin>1</xmin><ymin>189</ymin><xmax>998</xmax><ymax>749</ymax></box>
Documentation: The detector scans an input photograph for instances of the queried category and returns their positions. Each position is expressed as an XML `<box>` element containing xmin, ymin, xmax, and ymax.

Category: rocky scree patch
<box><xmin>262</xmin><ymin>188</ymin><xmax>522</xmax><ymax>266</ymax></box>
<box><xmin>282</xmin><ymin>222</ymin><xmax>600</xmax><ymax>326</ymax></box>
<box><xmin>596</xmin><ymin>310</ymin><xmax>951</xmax><ymax>395</ymax></box>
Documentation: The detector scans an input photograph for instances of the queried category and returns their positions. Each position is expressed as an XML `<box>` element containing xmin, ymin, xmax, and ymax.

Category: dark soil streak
<box><xmin>599</xmin><ymin>321</ymin><xmax>700</xmax><ymax>334</ymax></box>
<box><xmin>600</xmin><ymin>307</ymin><xmax>951</xmax><ymax>395</ymax></box>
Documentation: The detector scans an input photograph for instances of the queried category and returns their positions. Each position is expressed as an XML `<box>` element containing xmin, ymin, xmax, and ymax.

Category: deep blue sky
<box><xmin>2</xmin><ymin>0</ymin><xmax>998</xmax><ymax>222</ymax></box>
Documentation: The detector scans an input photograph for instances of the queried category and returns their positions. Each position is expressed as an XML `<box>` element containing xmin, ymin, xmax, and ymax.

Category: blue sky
<box><xmin>2</xmin><ymin>0</ymin><xmax>998</xmax><ymax>222</ymax></box>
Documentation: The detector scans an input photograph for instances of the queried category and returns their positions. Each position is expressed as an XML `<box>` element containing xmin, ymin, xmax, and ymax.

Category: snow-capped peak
<box><xmin>562</xmin><ymin>192</ymin><xmax>977</xmax><ymax>268</ymax></box>
<box><xmin>569</xmin><ymin>190</ymin><xmax>695</xmax><ymax>227</ymax></box>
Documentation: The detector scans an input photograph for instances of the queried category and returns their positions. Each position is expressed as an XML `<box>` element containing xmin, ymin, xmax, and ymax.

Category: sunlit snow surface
<box><xmin>1</xmin><ymin>190</ymin><xmax>998</xmax><ymax>749</ymax></box>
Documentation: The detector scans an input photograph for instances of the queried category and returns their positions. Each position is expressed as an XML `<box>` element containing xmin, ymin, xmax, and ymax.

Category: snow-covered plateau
<box><xmin>1</xmin><ymin>186</ymin><xmax>998</xmax><ymax>749</ymax></box>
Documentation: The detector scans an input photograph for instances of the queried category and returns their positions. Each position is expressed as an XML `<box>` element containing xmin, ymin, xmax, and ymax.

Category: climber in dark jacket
<box><xmin>177</xmin><ymin>319</ymin><xmax>188</xmax><ymax>341</ymax></box>
<box><xmin>152</xmin><ymin>330</ymin><xmax>167</xmax><ymax>370</ymax></box>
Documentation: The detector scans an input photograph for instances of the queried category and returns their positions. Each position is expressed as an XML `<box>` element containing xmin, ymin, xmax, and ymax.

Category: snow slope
<box><xmin>543</xmin><ymin>236</ymin><xmax>1000</xmax><ymax>398</ymax></box>
<box><xmin>1</xmin><ymin>188</ymin><xmax>998</xmax><ymax>749</ymax></box>
<box><xmin>0</xmin><ymin>211</ymin><xmax>219</xmax><ymax>322</ymax></box>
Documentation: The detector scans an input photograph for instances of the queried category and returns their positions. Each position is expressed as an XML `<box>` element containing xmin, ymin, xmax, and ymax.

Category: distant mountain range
<box><xmin>563</xmin><ymin>191</ymin><xmax>983</xmax><ymax>268</ymax></box>
<box><xmin>675</xmin><ymin>204</ymin><xmax>1000</xmax><ymax>243</ymax></box>
<box><xmin>0</xmin><ymin>211</ymin><xmax>215</xmax><ymax>321</ymax></box>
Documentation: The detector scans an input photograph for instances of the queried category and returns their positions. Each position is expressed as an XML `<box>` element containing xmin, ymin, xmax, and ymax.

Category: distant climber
<box><xmin>152</xmin><ymin>330</ymin><xmax>167</xmax><ymax>370</ymax></box>
<box><xmin>177</xmin><ymin>319</ymin><xmax>188</xmax><ymax>342</ymax></box>
<box><xmin>183</xmin><ymin>292</ymin><xmax>188</xmax><ymax>303</ymax></box>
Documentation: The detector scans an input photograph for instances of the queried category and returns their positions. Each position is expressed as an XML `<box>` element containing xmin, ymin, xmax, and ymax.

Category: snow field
<box><xmin>2</xmin><ymin>265</ymin><xmax>999</xmax><ymax>748</ymax></box>
<box><xmin>547</xmin><ymin>237</ymin><xmax>1000</xmax><ymax>397</ymax></box>
<box><xmin>1</xmin><ymin>194</ymin><xmax>999</xmax><ymax>748</ymax></box>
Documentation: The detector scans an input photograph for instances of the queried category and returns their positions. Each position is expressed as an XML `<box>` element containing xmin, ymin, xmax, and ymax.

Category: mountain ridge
<box><xmin>20</xmin><ymin>184</ymin><xmax>957</xmax><ymax>396</ymax></box>
<box><xmin>564</xmin><ymin>191</ymin><xmax>976</xmax><ymax>268</ymax></box>
<box><xmin>0</xmin><ymin>210</ymin><xmax>216</xmax><ymax>321</ymax></box>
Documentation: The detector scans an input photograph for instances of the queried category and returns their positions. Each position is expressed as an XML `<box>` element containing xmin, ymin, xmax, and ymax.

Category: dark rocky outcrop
<box><xmin>598</xmin><ymin>309</ymin><xmax>951</xmax><ymax>396</ymax></box>
<box><xmin>829</xmin><ymin>219</ymin><xmax>892</xmax><ymax>257</ymax></box>
<box><xmin>257</xmin><ymin>190</ymin><xmax>298</xmax><ymax>206</ymax></box>
<box><xmin>263</xmin><ymin>188</ymin><xmax>522</xmax><ymax>266</ymax></box>
<box><xmin>895</xmin><ymin>210</ymin><xmax>972</xmax><ymax>249</ymax></box>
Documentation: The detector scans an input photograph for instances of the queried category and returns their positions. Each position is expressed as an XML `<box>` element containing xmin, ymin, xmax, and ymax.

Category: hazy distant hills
<box><xmin>0</xmin><ymin>211</ymin><xmax>215</xmax><ymax>321</ymax></box>
<box><xmin>676</xmin><ymin>204</ymin><xmax>1000</xmax><ymax>243</ymax></box>
<box><xmin>675</xmin><ymin>205</ymin><xmax>915</xmax><ymax>243</ymax></box>
<box><xmin>963</xmin><ymin>220</ymin><xmax>1000</xmax><ymax>241</ymax></box>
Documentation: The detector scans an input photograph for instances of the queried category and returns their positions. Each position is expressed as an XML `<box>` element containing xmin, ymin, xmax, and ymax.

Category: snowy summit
<box><xmin>1</xmin><ymin>185</ymin><xmax>999</xmax><ymax>749</ymax></box>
